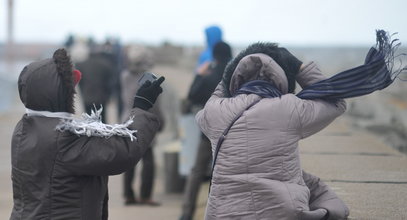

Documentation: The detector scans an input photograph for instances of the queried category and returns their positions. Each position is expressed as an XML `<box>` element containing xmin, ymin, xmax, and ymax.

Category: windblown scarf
<box><xmin>237</xmin><ymin>30</ymin><xmax>406</xmax><ymax>100</ymax></box>
<box><xmin>236</xmin><ymin>80</ymin><xmax>282</xmax><ymax>98</ymax></box>
<box><xmin>55</xmin><ymin>106</ymin><xmax>138</xmax><ymax>141</ymax></box>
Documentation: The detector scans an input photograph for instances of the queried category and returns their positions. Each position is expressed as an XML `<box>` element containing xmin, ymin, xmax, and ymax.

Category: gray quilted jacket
<box><xmin>196</xmin><ymin>53</ymin><xmax>349</xmax><ymax>220</ymax></box>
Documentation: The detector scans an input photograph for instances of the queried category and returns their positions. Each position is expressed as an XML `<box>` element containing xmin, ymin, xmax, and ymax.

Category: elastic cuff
<box><xmin>134</xmin><ymin>95</ymin><xmax>154</xmax><ymax>106</ymax></box>
<box><xmin>133</xmin><ymin>97</ymin><xmax>152</xmax><ymax>110</ymax></box>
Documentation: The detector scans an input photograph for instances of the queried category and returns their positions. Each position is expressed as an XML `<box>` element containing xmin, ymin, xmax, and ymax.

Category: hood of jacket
<box><xmin>18</xmin><ymin>49</ymin><xmax>76</xmax><ymax>113</ymax></box>
<box><xmin>223</xmin><ymin>42</ymin><xmax>299</xmax><ymax>97</ymax></box>
<box><xmin>229</xmin><ymin>53</ymin><xmax>288</xmax><ymax>96</ymax></box>
<box><xmin>197</xmin><ymin>26</ymin><xmax>223</xmax><ymax>66</ymax></box>
<box><xmin>205</xmin><ymin>25</ymin><xmax>223</xmax><ymax>49</ymax></box>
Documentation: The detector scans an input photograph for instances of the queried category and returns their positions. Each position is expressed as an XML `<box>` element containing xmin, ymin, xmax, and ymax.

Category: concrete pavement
<box><xmin>300</xmin><ymin>119</ymin><xmax>407</xmax><ymax>220</ymax></box>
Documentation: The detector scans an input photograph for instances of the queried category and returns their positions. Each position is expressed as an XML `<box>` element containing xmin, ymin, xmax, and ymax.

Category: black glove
<box><xmin>300</xmin><ymin>209</ymin><xmax>328</xmax><ymax>220</ymax></box>
<box><xmin>268</xmin><ymin>47</ymin><xmax>302</xmax><ymax>93</ymax></box>
<box><xmin>133</xmin><ymin>76</ymin><xmax>165</xmax><ymax>110</ymax></box>
<box><xmin>276</xmin><ymin>47</ymin><xmax>303</xmax><ymax>76</ymax></box>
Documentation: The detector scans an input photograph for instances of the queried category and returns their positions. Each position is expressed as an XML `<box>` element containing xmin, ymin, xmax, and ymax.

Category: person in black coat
<box><xmin>76</xmin><ymin>49</ymin><xmax>116</xmax><ymax>122</ymax></box>
<box><xmin>10</xmin><ymin>48</ymin><xmax>165</xmax><ymax>220</ymax></box>
<box><xmin>180</xmin><ymin>41</ymin><xmax>232</xmax><ymax>220</ymax></box>
<box><xmin>188</xmin><ymin>42</ymin><xmax>232</xmax><ymax>106</ymax></box>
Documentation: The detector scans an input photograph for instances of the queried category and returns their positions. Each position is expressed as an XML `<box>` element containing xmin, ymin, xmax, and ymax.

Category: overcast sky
<box><xmin>1</xmin><ymin>0</ymin><xmax>407</xmax><ymax>46</ymax></box>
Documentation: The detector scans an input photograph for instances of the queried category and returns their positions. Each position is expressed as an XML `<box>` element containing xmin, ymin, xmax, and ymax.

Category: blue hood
<box><xmin>198</xmin><ymin>25</ymin><xmax>223</xmax><ymax>66</ymax></box>
<box><xmin>205</xmin><ymin>26</ymin><xmax>223</xmax><ymax>49</ymax></box>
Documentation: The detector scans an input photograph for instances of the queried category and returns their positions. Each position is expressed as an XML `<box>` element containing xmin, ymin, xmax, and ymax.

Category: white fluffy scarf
<box><xmin>26</xmin><ymin>106</ymin><xmax>137</xmax><ymax>141</ymax></box>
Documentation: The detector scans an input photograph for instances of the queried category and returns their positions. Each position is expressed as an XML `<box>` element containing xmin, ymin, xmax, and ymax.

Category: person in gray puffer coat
<box><xmin>10</xmin><ymin>48</ymin><xmax>164</xmax><ymax>220</ymax></box>
<box><xmin>196</xmin><ymin>43</ymin><xmax>349</xmax><ymax>220</ymax></box>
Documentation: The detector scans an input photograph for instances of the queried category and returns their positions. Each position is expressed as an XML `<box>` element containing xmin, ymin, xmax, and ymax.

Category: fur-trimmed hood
<box><xmin>18</xmin><ymin>49</ymin><xmax>76</xmax><ymax>113</ymax></box>
<box><xmin>223</xmin><ymin>42</ymin><xmax>297</xmax><ymax>97</ymax></box>
<box><xmin>229</xmin><ymin>53</ymin><xmax>288</xmax><ymax>96</ymax></box>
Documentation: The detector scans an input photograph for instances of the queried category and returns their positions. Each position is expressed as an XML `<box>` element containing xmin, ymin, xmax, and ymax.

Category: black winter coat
<box><xmin>11</xmin><ymin>56</ymin><xmax>160</xmax><ymax>220</ymax></box>
<box><xmin>187</xmin><ymin>62</ymin><xmax>226</xmax><ymax>107</ymax></box>
<box><xmin>77</xmin><ymin>53</ymin><xmax>115</xmax><ymax>106</ymax></box>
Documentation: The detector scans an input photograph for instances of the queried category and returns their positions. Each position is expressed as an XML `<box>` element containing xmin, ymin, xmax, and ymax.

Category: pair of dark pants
<box><xmin>181</xmin><ymin>136</ymin><xmax>212</xmax><ymax>219</ymax></box>
<box><xmin>123</xmin><ymin>147</ymin><xmax>155</xmax><ymax>200</ymax></box>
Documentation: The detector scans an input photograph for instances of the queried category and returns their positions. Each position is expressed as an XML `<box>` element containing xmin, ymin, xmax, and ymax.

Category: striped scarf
<box><xmin>237</xmin><ymin>30</ymin><xmax>406</xmax><ymax>100</ymax></box>
<box><xmin>236</xmin><ymin>80</ymin><xmax>282</xmax><ymax>98</ymax></box>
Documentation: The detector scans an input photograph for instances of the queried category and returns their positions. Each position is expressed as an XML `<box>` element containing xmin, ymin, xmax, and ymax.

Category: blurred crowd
<box><xmin>65</xmin><ymin>35</ymin><xmax>124</xmax><ymax>122</ymax></box>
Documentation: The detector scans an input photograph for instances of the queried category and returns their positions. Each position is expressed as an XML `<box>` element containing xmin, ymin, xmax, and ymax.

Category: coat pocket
<box><xmin>283</xmin><ymin>182</ymin><xmax>311</xmax><ymax>216</ymax></box>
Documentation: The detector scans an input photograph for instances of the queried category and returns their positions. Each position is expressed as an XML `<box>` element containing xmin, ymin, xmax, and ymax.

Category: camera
<box><xmin>138</xmin><ymin>72</ymin><xmax>158</xmax><ymax>86</ymax></box>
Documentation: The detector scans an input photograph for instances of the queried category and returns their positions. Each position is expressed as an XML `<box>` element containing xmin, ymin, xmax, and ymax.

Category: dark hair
<box><xmin>213</xmin><ymin>41</ymin><xmax>232</xmax><ymax>64</ymax></box>
<box><xmin>53</xmin><ymin>48</ymin><xmax>76</xmax><ymax>113</ymax></box>
<box><xmin>222</xmin><ymin>42</ymin><xmax>296</xmax><ymax>97</ymax></box>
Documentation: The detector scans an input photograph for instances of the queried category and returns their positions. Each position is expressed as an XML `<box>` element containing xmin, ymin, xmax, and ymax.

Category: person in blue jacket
<box><xmin>195</xmin><ymin>25</ymin><xmax>223</xmax><ymax>74</ymax></box>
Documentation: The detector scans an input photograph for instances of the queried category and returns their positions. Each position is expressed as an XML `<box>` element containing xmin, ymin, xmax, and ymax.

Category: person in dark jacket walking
<box><xmin>10</xmin><ymin>48</ymin><xmax>165</xmax><ymax>220</ymax></box>
<box><xmin>179</xmin><ymin>41</ymin><xmax>232</xmax><ymax>220</ymax></box>
<box><xmin>76</xmin><ymin>48</ymin><xmax>116</xmax><ymax>123</ymax></box>
<box><xmin>121</xmin><ymin>45</ymin><xmax>165</xmax><ymax>206</ymax></box>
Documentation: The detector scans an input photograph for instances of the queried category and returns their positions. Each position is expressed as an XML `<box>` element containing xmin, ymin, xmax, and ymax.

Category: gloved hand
<box><xmin>133</xmin><ymin>76</ymin><xmax>165</xmax><ymax>110</ymax></box>
<box><xmin>276</xmin><ymin>47</ymin><xmax>303</xmax><ymax>76</ymax></box>
<box><xmin>268</xmin><ymin>47</ymin><xmax>303</xmax><ymax>93</ymax></box>
<box><xmin>300</xmin><ymin>208</ymin><xmax>328</xmax><ymax>220</ymax></box>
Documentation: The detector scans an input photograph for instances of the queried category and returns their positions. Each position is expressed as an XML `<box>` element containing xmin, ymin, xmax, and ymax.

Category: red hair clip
<box><xmin>72</xmin><ymin>69</ymin><xmax>82</xmax><ymax>86</ymax></box>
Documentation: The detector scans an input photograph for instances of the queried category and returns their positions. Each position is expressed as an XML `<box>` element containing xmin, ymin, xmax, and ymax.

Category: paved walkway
<box><xmin>1</xmin><ymin>66</ymin><xmax>406</xmax><ymax>219</ymax></box>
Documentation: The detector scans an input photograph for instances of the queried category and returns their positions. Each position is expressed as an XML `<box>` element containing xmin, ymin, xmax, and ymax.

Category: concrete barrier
<box><xmin>0</xmin><ymin>76</ymin><xmax>16</xmax><ymax>113</ymax></box>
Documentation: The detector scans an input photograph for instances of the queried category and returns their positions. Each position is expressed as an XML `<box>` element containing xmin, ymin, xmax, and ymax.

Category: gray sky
<box><xmin>1</xmin><ymin>0</ymin><xmax>407</xmax><ymax>46</ymax></box>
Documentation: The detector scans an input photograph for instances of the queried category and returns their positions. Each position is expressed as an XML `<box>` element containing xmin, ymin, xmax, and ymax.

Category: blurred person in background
<box><xmin>68</xmin><ymin>36</ymin><xmax>91</xmax><ymax>64</ymax></box>
<box><xmin>103</xmin><ymin>37</ymin><xmax>126</xmax><ymax>121</ymax></box>
<box><xmin>10</xmin><ymin>48</ymin><xmax>165</xmax><ymax>220</ymax></box>
<box><xmin>76</xmin><ymin>45</ymin><xmax>116</xmax><ymax>123</ymax></box>
<box><xmin>121</xmin><ymin>45</ymin><xmax>165</xmax><ymax>206</ymax></box>
<box><xmin>195</xmin><ymin>25</ymin><xmax>223</xmax><ymax>74</ymax></box>
<box><xmin>179</xmin><ymin>41</ymin><xmax>232</xmax><ymax>220</ymax></box>
<box><xmin>179</xmin><ymin>25</ymin><xmax>224</xmax><ymax>178</ymax></box>
<box><xmin>63</xmin><ymin>34</ymin><xmax>75</xmax><ymax>49</ymax></box>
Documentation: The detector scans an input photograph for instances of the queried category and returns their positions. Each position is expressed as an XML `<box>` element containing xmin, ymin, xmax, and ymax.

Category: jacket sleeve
<box><xmin>195</xmin><ymin>81</ymin><xmax>228</xmax><ymax>138</ymax></box>
<box><xmin>209</xmin><ymin>81</ymin><xmax>228</xmax><ymax>99</ymax></box>
<box><xmin>303</xmin><ymin>171</ymin><xmax>350</xmax><ymax>220</ymax></box>
<box><xmin>195</xmin><ymin>81</ymin><xmax>224</xmax><ymax>138</ymax></box>
<box><xmin>294</xmin><ymin>62</ymin><xmax>347</xmax><ymax>138</ymax></box>
<box><xmin>57</xmin><ymin>108</ymin><xmax>160</xmax><ymax>176</ymax></box>
<box><xmin>188</xmin><ymin>75</ymin><xmax>206</xmax><ymax>104</ymax></box>
<box><xmin>151</xmin><ymin>98</ymin><xmax>165</xmax><ymax>132</ymax></box>
<box><xmin>296</xmin><ymin>62</ymin><xmax>327</xmax><ymax>89</ymax></box>
<box><xmin>196</xmin><ymin>82</ymin><xmax>260</xmax><ymax>140</ymax></box>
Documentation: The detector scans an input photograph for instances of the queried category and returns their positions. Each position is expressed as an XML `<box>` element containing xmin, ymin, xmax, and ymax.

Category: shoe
<box><xmin>139</xmin><ymin>199</ymin><xmax>161</xmax><ymax>207</ymax></box>
<box><xmin>124</xmin><ymin>197</ymin><xmax>139</xmax><ymax>205</ymax></box>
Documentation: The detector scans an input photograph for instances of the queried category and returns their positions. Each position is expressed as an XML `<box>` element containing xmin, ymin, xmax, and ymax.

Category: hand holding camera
<box><xmin>133</xmin><ymin>73</ymin><xmax>165</xmax><ymax>110</ymax></box>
